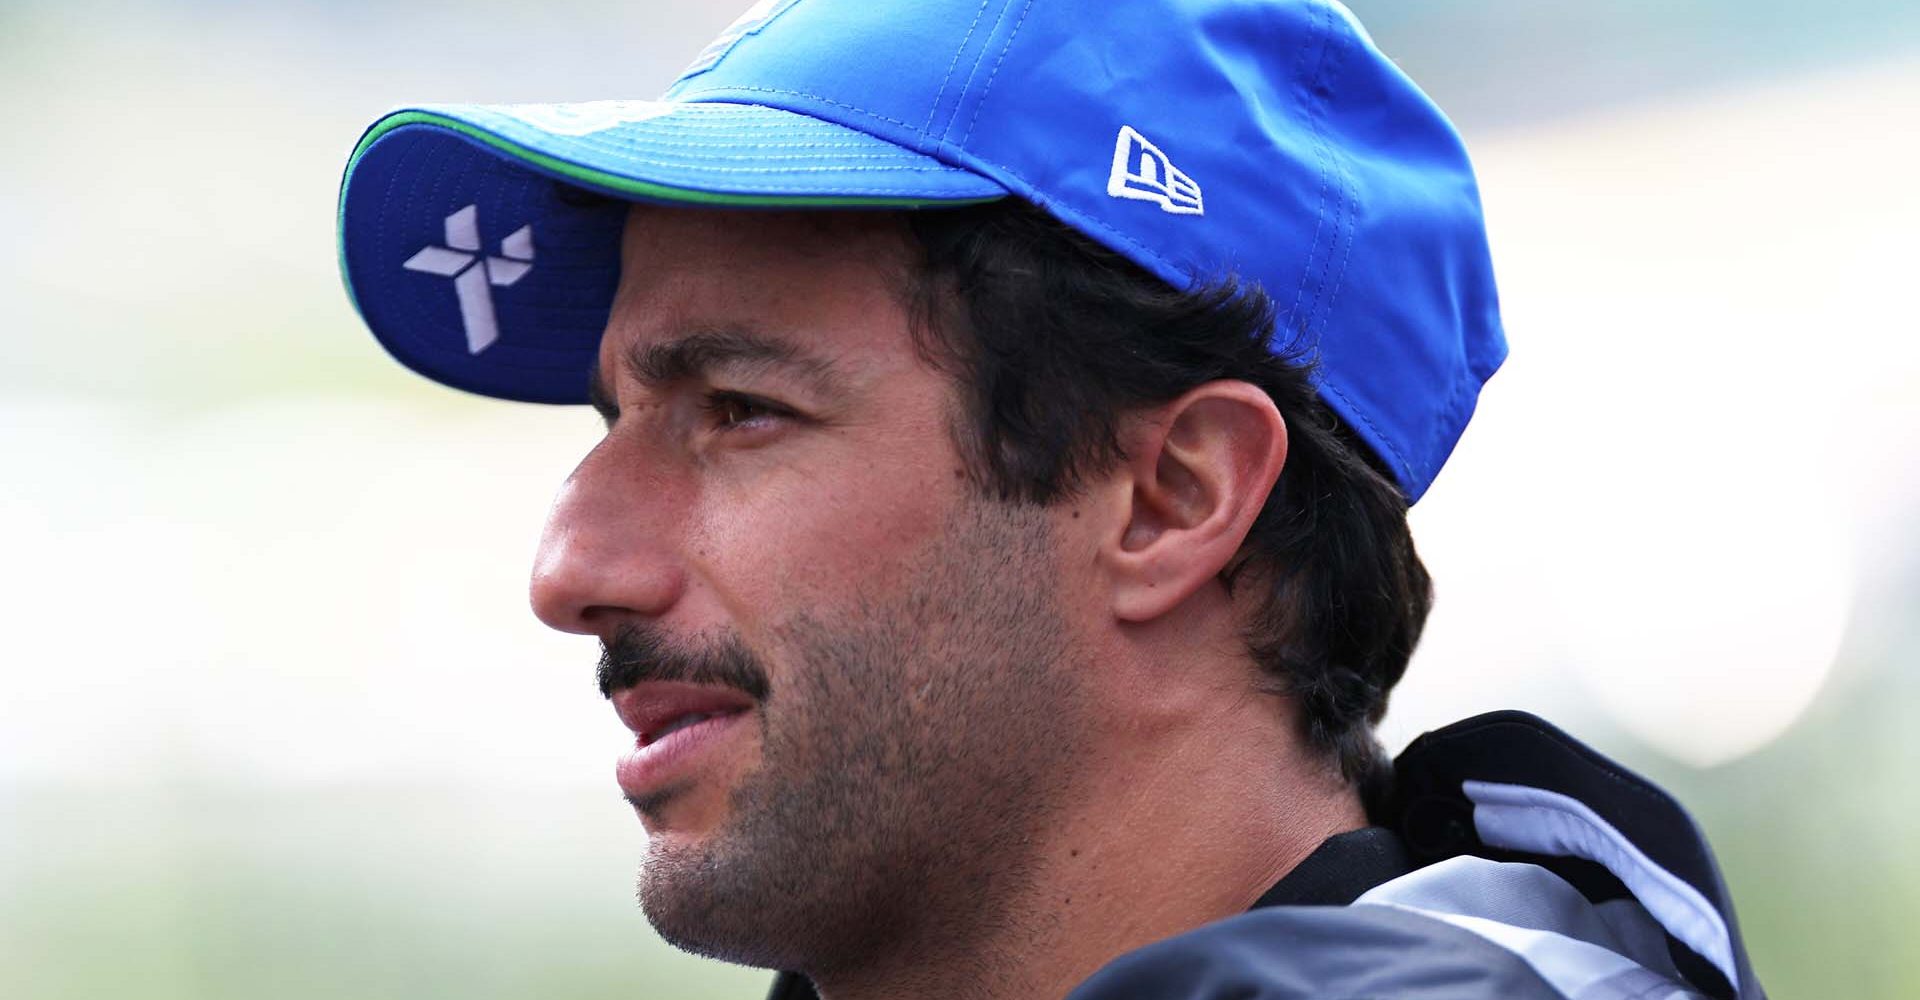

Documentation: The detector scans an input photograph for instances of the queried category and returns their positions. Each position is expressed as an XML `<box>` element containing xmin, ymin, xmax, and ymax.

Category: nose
<box><xmin>530</xmin><ymin>439</ymin><xmax>687</xmax><ymax>635</ymax></box>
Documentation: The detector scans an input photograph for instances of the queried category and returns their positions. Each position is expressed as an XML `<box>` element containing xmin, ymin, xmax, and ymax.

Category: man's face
<box><xmin>530</xmin><ymin>205</ymin><xmax>1091</xmax><ymax>969</ymax></box>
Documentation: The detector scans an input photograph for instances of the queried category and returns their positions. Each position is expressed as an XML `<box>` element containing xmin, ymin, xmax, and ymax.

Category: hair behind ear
<box><xmin>904</xmin><ymin>200</ymin><xmax>1431</xmax><ymax>800</ymax></box>
<box><xmin>1236</xmin><ymin>398</ymin><xmax>1431</xmax><ymax>812</ymax></box>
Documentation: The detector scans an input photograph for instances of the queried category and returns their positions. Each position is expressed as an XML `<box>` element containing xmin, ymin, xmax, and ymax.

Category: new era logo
<box><xmin>681</xmin><ymin>0</ymin><xmax>806</xmax><ymax>79</ymax></box>
<box><xmin>1107</xmin><ymin>126</ymin><xmax>1203</xmax><ymax>216</ymax></box>
<box><xmin>402</xmin><ymin>205</ymin><xmax>534</xmax><ymax>355</ymax></box>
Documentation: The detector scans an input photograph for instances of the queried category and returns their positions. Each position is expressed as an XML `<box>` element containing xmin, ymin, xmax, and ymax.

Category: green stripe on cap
<box><xmin>334</xmin><ymin>108</ymin><xmax>1002</xmax><ymax>321</ymax></box>
<box><xmin>346</xmin><ymin>110</ymin><xmax>1005</xmax><ymax>209</ymax></box>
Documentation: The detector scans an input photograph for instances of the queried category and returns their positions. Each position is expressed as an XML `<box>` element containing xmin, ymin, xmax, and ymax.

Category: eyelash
<box><xmin>701</xmin><ymin>391</ymin><xmax>789</xmax><ymax>432</ymax></box>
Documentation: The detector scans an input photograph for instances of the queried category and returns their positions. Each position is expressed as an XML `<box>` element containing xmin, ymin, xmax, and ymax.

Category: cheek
<box><xmin>689</xmin><ymin>432</ymin><xmax>963</xmax><ymax>627</ymax></box>
<box><xmin>1047</xmin><ymin>504</ymin><xmax>1115</xmax><ymax>625</ymax></box>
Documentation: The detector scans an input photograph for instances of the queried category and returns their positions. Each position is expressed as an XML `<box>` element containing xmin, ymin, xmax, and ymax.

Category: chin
<box><xmin>638</xmin><ymin>842</ymin><xmax>806</xmax><ymax>970</ymax></box>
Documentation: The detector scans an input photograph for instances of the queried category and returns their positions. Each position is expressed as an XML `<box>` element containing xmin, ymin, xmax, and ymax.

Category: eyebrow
<box><xmin>587</xmin><ymin>327</ymin><xmax>846</xmax><ymax>423</ymax></box>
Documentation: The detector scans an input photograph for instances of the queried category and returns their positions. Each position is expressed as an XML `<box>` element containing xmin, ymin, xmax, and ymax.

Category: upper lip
<box><xmin>612</xmin><ymin>681</ymin><xmax>756</xmax><ymax>744</ymax></box>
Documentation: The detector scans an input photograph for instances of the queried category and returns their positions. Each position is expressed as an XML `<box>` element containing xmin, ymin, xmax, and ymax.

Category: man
<box><xmin>336</xmin><ymin>1</ymin><xmax>1766</xmax><ymax>998</ymax></box>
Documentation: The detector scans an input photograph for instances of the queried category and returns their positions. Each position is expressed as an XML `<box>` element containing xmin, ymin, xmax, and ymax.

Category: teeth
<box><xmin>649</xmin><ymin>712</ymin><xmax>713</xmax><ymax>744</ymax></box>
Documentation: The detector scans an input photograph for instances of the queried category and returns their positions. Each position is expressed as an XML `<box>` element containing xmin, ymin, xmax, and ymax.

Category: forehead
<box><xmin>605</xmin><ymin>204</ymin><xmax>920</xmax><ymax>356</ymax></box>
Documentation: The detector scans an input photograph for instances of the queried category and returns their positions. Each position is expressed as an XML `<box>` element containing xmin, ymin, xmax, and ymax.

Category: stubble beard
<box><xmin>636</xmin><ymin>496</ymin><xmax>1086</xmax><ymax>980</ymax></box>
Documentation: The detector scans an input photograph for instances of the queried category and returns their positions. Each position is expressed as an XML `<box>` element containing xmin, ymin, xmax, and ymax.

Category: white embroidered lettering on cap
<box><xmin>681</xmin><ymin>0</ymin><xmax>808</xmax><ymax>79</ymax></box>
<box><xmin>402</xmin><ymin>205</ymin><xmax>535</xmax><ymax>355</ymax></box>
<box><xmin>1107</xmin><ymin>126</ymin><xmax>1204</xmax><ymax>216</ymax></box>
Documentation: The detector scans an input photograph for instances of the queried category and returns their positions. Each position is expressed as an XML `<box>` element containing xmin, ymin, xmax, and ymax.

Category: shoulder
<box><xmin>1065</xmin><ymin>903</ymin><xmax>1563</xmax><ymax>1000</ymax></box>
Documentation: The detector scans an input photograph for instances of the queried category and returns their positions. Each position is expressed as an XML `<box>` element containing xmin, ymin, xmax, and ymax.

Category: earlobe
<box><xmin>1109</xmin><ymin>383</ymin><xmax>1287</xmax><ymax>623</ymax></box>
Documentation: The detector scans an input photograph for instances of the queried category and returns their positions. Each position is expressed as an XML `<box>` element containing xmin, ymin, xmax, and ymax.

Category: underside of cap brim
<box><xmin>337</xmin><ymin>101</ymin><xmax>1008</xmax><ymax>404</ymax></box>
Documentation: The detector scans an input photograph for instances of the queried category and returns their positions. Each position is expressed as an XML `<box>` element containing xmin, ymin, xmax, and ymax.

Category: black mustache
<box><xmin>596</xmin><ymin>623</ymin><xmax>772</xmax><ymax>702</ymax></box>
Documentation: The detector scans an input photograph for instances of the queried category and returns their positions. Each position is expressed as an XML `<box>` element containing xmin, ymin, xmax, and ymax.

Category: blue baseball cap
<box><xmin>337</xmin><ymin>0</ymin><xmax>1504</xmax><ymax>502</ymax></box>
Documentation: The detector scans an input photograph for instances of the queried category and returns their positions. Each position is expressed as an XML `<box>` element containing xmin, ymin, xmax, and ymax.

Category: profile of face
<box><xmin>529</xmin><ymin>206</ymin><xmax>1094</xmax><ymax>971</ymax></box>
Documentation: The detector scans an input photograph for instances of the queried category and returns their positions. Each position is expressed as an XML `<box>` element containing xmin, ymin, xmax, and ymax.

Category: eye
<box><xmin>701</xmin><ymin>391</ymin><xmax>789</xmax><ymax>432</ymax></box>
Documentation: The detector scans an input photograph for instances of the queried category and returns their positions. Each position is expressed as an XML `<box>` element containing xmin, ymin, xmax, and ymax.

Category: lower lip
<box><xmin>616</xmin><ymin>711</ymin><xmax>752</xmax><ymax>798</ymax></box>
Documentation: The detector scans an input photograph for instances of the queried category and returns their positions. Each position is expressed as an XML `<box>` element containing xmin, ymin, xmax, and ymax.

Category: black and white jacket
<box><xmin>771</xmin><ymin>712</ymin><xmax>1766</xmax><ymax>1000</ymax></box>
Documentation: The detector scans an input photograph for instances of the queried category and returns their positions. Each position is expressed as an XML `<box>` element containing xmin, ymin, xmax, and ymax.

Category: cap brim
<box><xmin>337</xmin><ymin>101</ymin><xmax>1007</xmax><ymax>404</ymax></box>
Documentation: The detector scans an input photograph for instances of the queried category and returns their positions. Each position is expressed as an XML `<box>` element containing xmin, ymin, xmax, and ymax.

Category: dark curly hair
<box><xmin>903</xmin><ymin>200</ymin><xmax>1431</xmax><ymax>807</ymax></box>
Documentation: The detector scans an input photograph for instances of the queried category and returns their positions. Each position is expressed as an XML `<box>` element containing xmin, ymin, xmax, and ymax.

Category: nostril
<box><xmin>578</xmin><ymin>604</ymin><xmax>630</xmax><ymax>630</ymax></box>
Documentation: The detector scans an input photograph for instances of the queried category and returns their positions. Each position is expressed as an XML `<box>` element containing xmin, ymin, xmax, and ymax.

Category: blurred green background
<box><xmin>3</xmin><ymin>2</ymin><xmax>1917</xmax><ymax>998</ymax></box>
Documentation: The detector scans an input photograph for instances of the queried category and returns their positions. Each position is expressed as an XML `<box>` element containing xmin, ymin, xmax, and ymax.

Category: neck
<box><xmin>806</xmin><ymin>687</ymin><xmax>1366</xmax><ymax>1000</ymax></box>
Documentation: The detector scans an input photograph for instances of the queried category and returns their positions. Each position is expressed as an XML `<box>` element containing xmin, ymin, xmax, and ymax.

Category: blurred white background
<box><xmin>3</xmin><ymin>2</ymin><xmax>1917</xmax><ymax>998</ymax></box>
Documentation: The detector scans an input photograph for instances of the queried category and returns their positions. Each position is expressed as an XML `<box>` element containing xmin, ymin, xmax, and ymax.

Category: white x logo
<box><xmin>402</xmin><ymin>205</ymin><xmax>534</xmax><ymax>354</ymax></box>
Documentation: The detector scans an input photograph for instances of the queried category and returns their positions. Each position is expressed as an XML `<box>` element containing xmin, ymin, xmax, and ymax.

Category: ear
<box><xmin>1108</xmin><ymin>381</ymin><xmax>1287</xmax><ymax>623</ymax></box>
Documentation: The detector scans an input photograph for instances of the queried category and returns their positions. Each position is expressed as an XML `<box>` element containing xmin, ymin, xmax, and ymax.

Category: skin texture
<box><xmin>530</xmin><ymin>205</ymin><xmax>1367</xmax><ymax>1000</ymax></box>
<box><xmin>599</xmin><ymin>504</ymin><xmax>1086</xmax><ymax>981</ymax></box>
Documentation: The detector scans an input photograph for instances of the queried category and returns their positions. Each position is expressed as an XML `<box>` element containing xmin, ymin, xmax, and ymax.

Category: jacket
<box><xmin>770</xmin><ymin>711</ymin><xmax>1765</xmax><ymax>999</ymax></box>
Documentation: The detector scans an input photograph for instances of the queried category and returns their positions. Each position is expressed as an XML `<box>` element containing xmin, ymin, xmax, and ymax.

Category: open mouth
<box><xmin>612</xmin><ymin>679</ymin><xmax>759</xmax><ymax>742</ymax></box>
<box><xmin>641</xmin><ymin>706</ymin><xmax>750</xmax><ymax>746</ymax></box>
<box><xmin>612</xmin><ymin>680</ymin><xmax>761</xmax><ymax>799</ymax></box>
<box><xmin>615</xmin><ymin>695</ymin><xmax>756</xmax><ymax>802</ymax></box>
